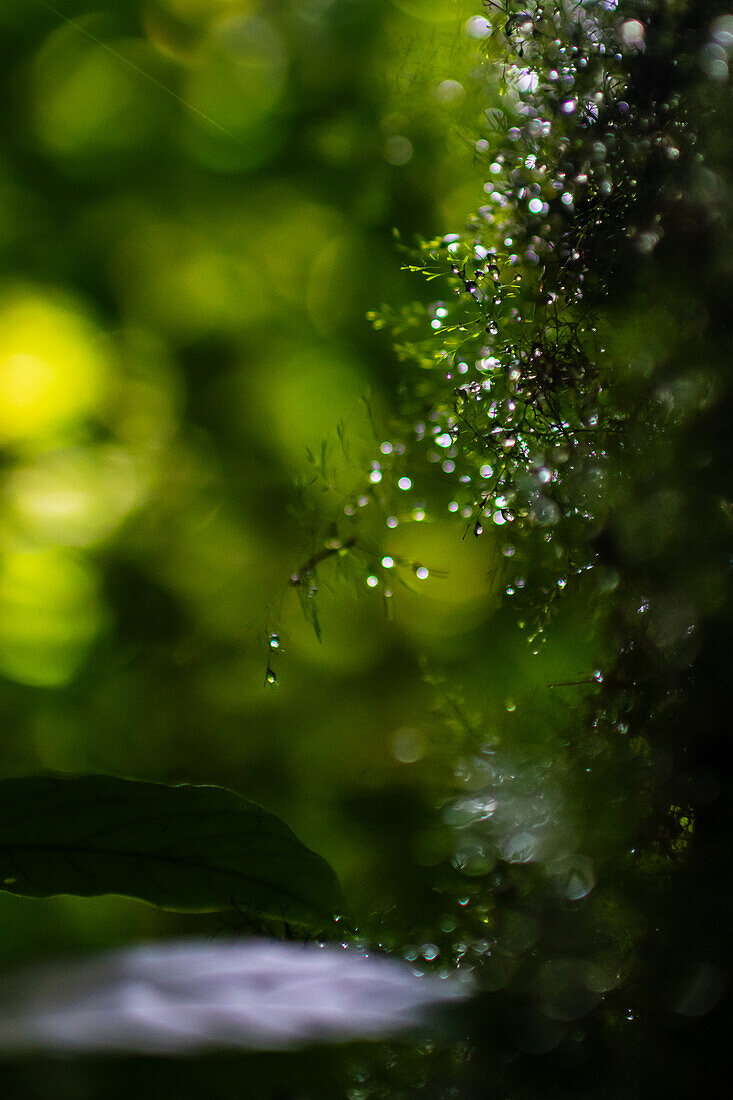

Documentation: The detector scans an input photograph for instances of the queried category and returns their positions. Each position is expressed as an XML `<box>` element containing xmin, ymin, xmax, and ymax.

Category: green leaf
<box><xmin>0</xmin><ymin>775</ymin><xmax>342</xmax><ymax>928</ymax></box>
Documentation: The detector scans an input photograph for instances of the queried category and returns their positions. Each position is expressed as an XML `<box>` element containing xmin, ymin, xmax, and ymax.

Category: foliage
<box><xmin>0</xmin><ymin>774</ymin><xmax>342</xmax><ymax>927</ymax></box>
<box><xmin>341</xmin><ymin>0</ymin><xmax>733</xmax><ymax>1094</ymax></box>
<box><xmin>0</xmin><ymin>0</ymin><xmax>732</xmax><ymax>1096</ymax></box>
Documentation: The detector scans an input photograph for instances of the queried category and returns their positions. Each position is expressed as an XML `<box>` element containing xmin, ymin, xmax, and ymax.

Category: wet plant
<box><xmin>289</xmin><ymin>0</ymin><xmax>733</xmax><ymax>1093</ymax></box>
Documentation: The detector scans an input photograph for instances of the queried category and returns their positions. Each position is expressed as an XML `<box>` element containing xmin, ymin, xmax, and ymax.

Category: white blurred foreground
<box><xmin>0</xmin><ymin>939</ymin><xmax>470</xmax><ymax>1055</ymax></box>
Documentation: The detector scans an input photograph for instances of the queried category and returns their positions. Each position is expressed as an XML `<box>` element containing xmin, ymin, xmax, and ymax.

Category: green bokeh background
<box><xmin>3</xmin><ymin>2</ymin><xmax>732</xmax><ymax>1096</ymax></box>
<box><xmin>0</xmin><ymin>0</ymin><xmax>521</xmax><ymax>963</ymax></box>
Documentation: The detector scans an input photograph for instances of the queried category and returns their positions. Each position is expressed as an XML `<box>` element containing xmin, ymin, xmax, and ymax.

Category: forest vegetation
<box><xmin>0</xmin><ymin>0</ymin><xmax>731</xmax><ymax>1096</ymax></box>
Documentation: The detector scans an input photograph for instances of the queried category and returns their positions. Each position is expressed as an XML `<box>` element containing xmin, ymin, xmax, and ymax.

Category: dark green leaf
<box><xmin>0</xmin><ymin>775</ymin><xmax>342</xmax><ymax>928</ymax></box>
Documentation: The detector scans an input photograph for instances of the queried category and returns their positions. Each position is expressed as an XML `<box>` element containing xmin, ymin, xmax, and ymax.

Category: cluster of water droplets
<box><xmin>365</xmin><ymin>0</ymin><xmax>697</xmax><ymax>654</ymax></box>
<box><xmin>386</xmin><ymin>729</ymin><xmax>608</xmax><ymax>1033</ymax></box>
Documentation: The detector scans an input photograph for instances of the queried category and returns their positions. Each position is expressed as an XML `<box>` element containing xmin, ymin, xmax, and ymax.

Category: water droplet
<box><xmin>398</xmin><ymin>476</ymin><xmax>412</xmax><ymax>491</ymax></box>
<box><xmin>415</xmin><ymin>566</ymin><xmax>430</xmax><ymax>580</ymax></box>
<box><xmin>531</xmin><ymin>496</ymin><xmax>560</xmax><ymax>525</ymax></box>
<box><xmin>265</xmin><ymin>668</ymin><xmax>278</xmax><ymax>686</ymax></box>
<box><xmin>501</xmin><ymin>832</ymin><xmax>537</xmax><ymax>863</ymax></box>
<box><xmin>548</xmin><ymin>855</ymin><xmax>595</xmax><ymax>900</ymax></box>
<box><xmin>386</xmin><ymin>515</ymin><xmax>398</xmax><ymax>528</ymax></box>
<box><xmin>366</xmin><ymin>575</ymin><xmax>379</xmax><ymax>588</ymax></box>
<box><xmin>369</xmin><ymin>469</ymin><xmax>382</xmax><ymax>484</ymax></box>
<box><xmin>466</xmin><ymin>14</ymin><xmax>491</xmax><ymax>38</ymax></box>
<box><xmin>505</xmin><ymin>699</ymin><xmax>516</xmax><ymax>712</ymax></box>
<box><xmin>268</xmin><ymin>634</ymin><xmax>280</xmax><ymax>649</ymax></box>
<box><xmin>620</xmin><ymin>19</ymin><xmax>645</xmax><ymax>48</ymax></box>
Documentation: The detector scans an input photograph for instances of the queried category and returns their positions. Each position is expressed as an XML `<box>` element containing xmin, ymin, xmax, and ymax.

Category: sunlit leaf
<box><xmin>0</xmin><ymin>775</ymin><xmax>341</xmax><ymax>928</ymax></box>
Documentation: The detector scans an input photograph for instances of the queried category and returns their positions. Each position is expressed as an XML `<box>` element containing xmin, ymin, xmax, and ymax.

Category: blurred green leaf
<box><xmin>0</xmin><ymin>775</ymin><xmax>342</xmax><ymax>928</ymax></box>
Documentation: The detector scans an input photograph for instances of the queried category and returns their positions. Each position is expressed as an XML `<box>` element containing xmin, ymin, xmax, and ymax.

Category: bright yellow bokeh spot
<box><xmin>0</xmin><ymin>550</ymin><xmax>104</xmax><ymax>687</ymax></box>
<box><xmin>0</xmin><ymin>292</ymin><xmax>107</xmax><ymax>448</ymax></box>
<box><xmin>5</xmin><ymin>446</ymin><xmax>143</xmax><ymax>548</ymax></box>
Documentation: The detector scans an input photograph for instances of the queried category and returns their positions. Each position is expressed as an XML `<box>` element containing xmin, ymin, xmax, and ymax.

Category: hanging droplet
<box><xmin>269</xmin><ymin>634</ymin><xmax>281</xmax><ymax>649</ymax></box>
<box><xmin>265</xmin><ymin>667</ymin><xmax>278</xmax><ymax>686</ymax></box>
